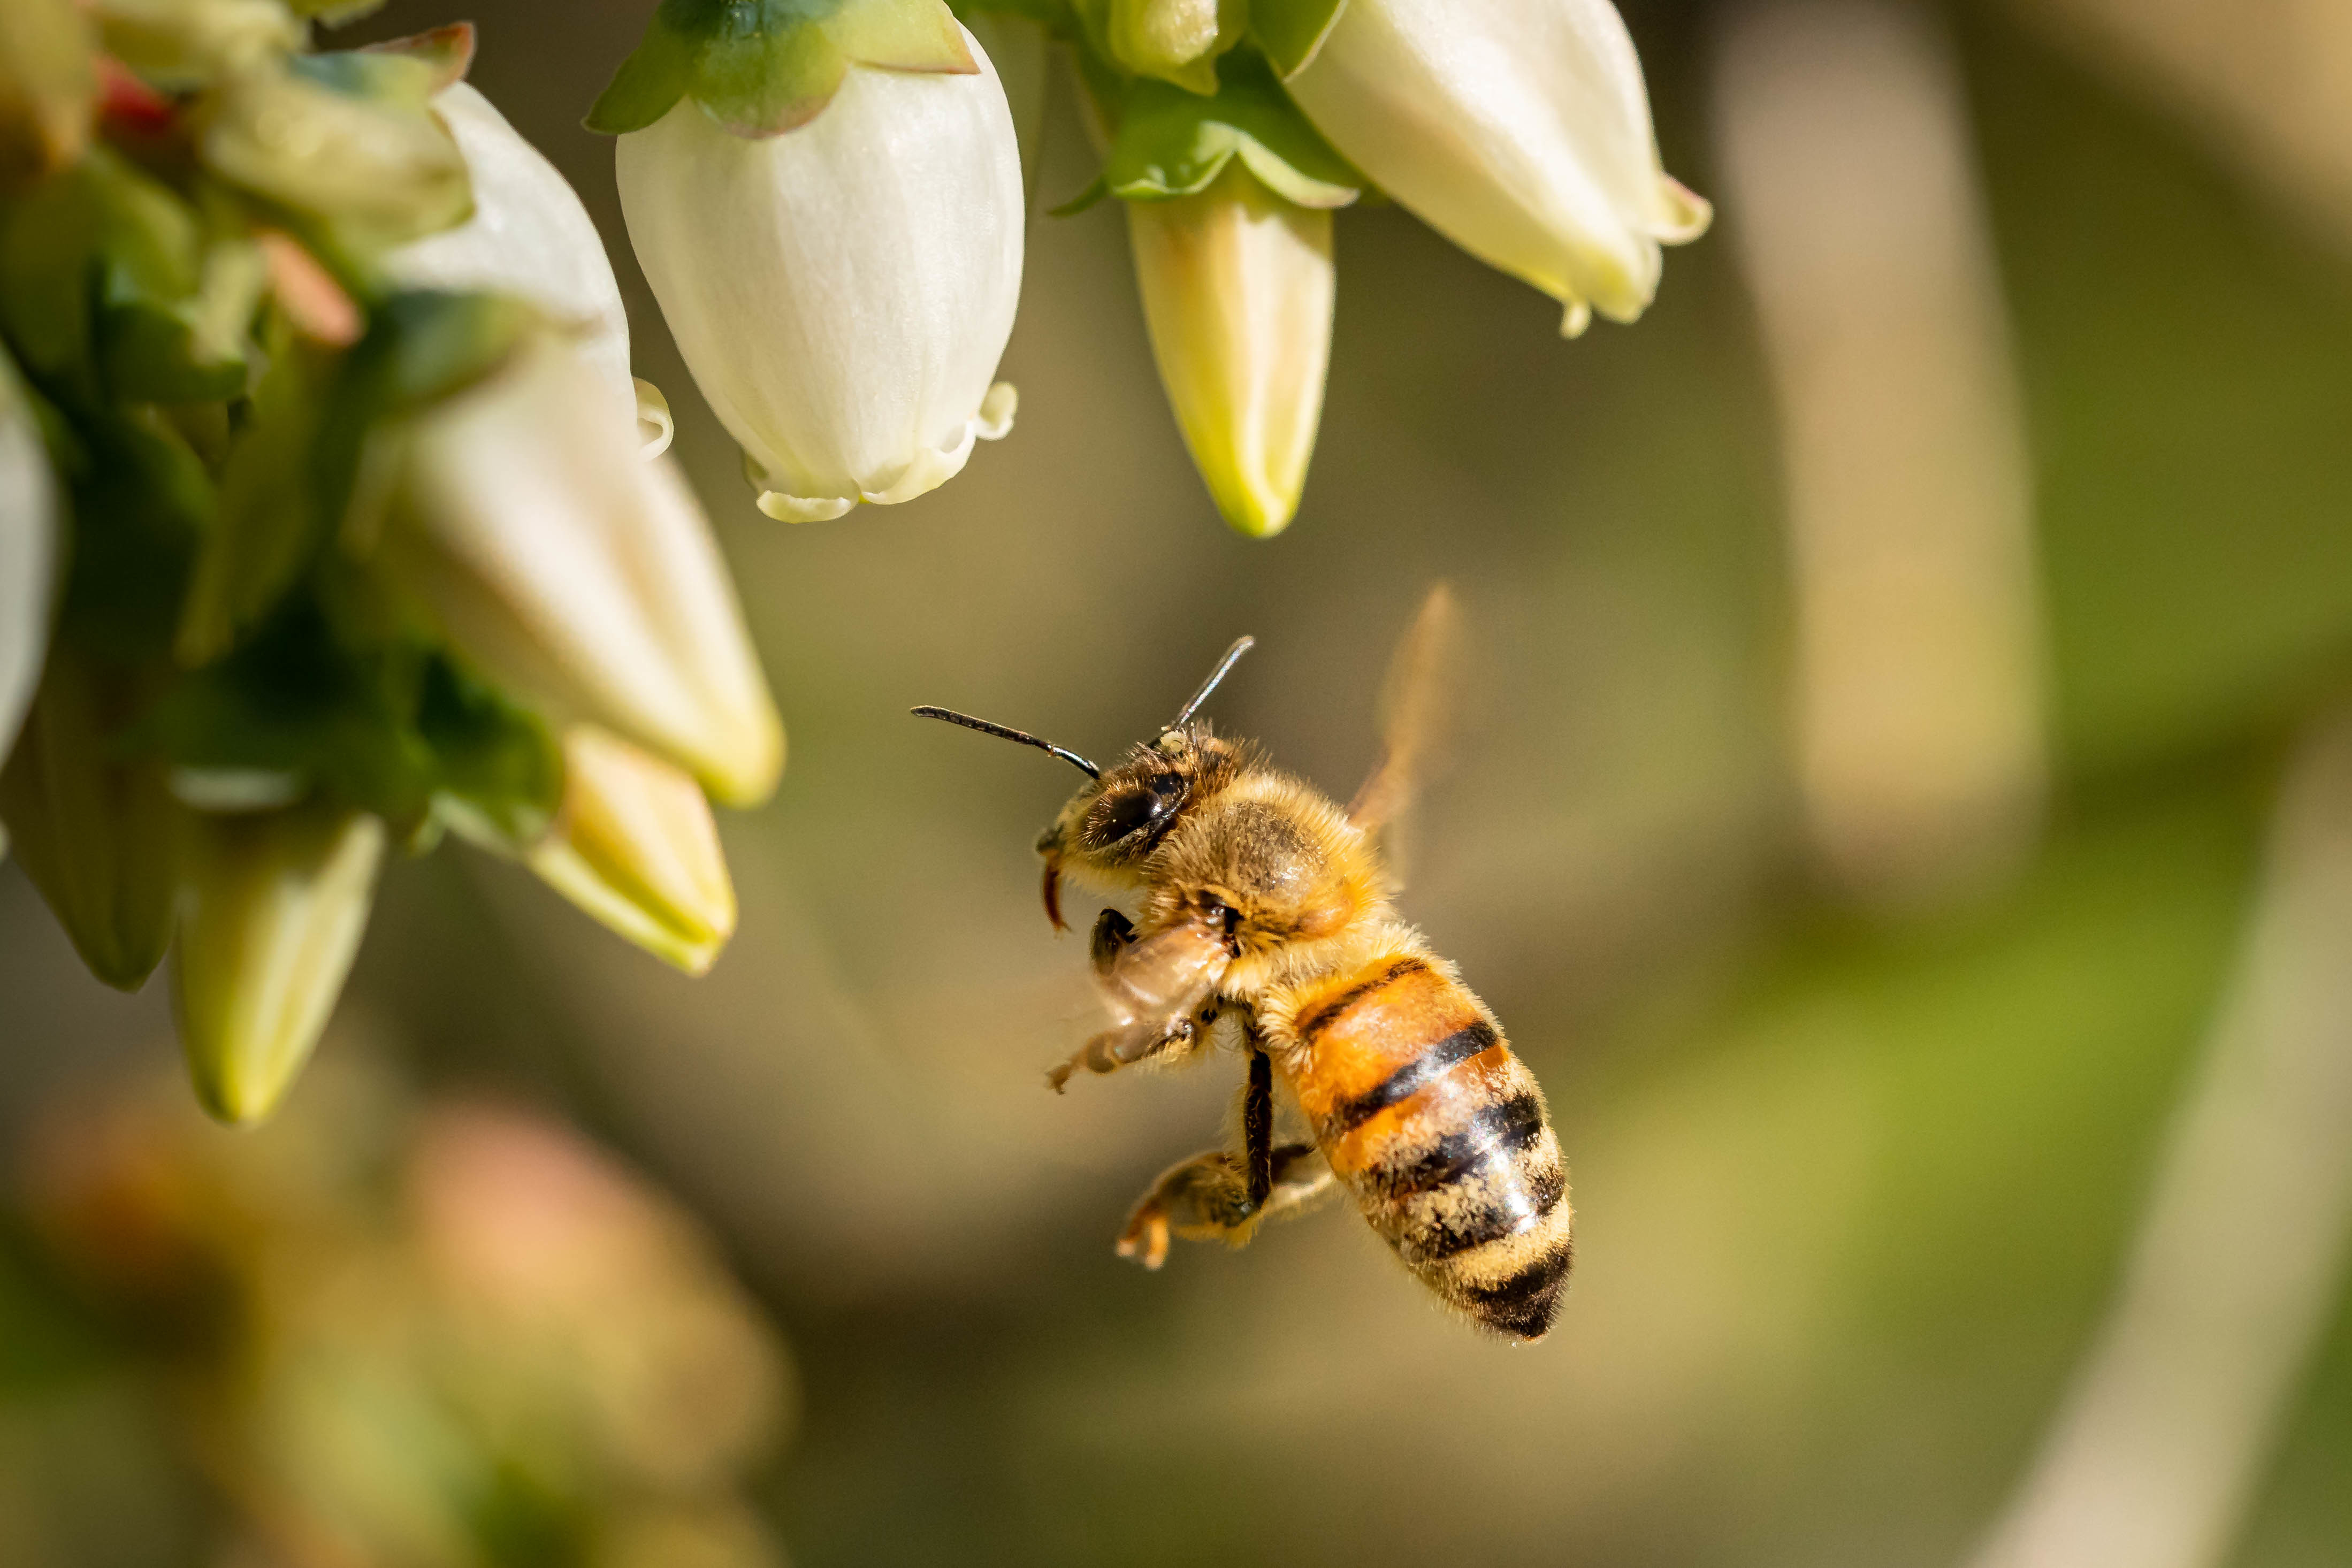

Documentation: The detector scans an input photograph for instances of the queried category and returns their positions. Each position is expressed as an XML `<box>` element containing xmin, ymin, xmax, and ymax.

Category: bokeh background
<box><xmin>10</xmin><ymin>0</ymin><xmax>2352</xmax><ymax>1563</ymax></box>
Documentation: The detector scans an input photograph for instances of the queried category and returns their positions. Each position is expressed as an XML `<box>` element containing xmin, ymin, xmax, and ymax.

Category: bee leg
<box><xmin>1116</xmin><ymin>1067</ymin><xmax>1337</xmax><ymax>1273</ymax></box>
<box><xmin>1244</xmin><ymin>1047</ymin><xmax>1274</xmax><ymax>1208</ymax></box>
<box><xmin>1089</xmin><ymin>908</ymin><xmax>1136</xmax><ymax>979</ymax></box>
<box><xmin>1113</xmin><ymin>1143</ymin><xmax>1334</xmax><ymax>1268</ymax></box>
<box><xmin>1047</xmin><ymin>1014</ymin><xmax>1197</xmax><ymax>1092</ymax></box>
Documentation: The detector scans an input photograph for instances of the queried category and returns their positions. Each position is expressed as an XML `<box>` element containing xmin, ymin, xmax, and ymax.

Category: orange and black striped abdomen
<box><xmin>1284</xmin><ymin>957</ymin><xmax>1572</xmax><ymax>1340</ymax></box>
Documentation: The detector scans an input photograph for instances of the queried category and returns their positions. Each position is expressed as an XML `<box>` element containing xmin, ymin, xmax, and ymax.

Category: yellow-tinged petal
<box><xmin>525</xmin><ymin>726</ymin><xmax>736</xmax><ymax>976</ymax></box>
<box><xmin>174</xmin><ymin>805</ymin><xmax>385</xmax><ymax>1126</ymax></box>
<box><xmin>1128</xmin><ymin>165</ymin><xmax>1332</xmax><ymax>537</ymax></box>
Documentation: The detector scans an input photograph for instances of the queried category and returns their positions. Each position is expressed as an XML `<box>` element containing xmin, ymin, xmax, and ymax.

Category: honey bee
<box><xmin>914</xmin><ymin>589</ymin><xmax>1570</xmax><ymax>1340</ymax></box>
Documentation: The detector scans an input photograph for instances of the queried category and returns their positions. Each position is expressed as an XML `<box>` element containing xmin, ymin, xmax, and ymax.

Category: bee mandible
<box><xmin>914</xmin><ymin>588</ymin><xmax>1571</xmax><ymax>1340</ymax></box>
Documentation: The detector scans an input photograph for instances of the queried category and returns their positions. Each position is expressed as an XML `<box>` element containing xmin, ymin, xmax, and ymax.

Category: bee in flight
<box><xmin>914</xmin><ymin>589</ymin><xmax>1570</xmax><ymax>1340</ymax></box>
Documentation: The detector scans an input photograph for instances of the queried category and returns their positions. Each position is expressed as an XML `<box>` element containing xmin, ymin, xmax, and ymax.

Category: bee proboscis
<box><xmin>914</xmin><ymin>588</ymin><xmax>1571</xmax><ymax>1340</ymax></box>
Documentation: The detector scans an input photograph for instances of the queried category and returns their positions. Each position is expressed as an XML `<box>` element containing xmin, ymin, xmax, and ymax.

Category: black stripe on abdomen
<box><xmin>1375</xmin><ymin>1091</ymin><xmax>1545</xmax><ymax>1198</ymax></box>
<box><xmin>1412</xmin><ymin>1163</ymin><xmax>1565</xmax><ymax>1261</ymax></box>
<box><xmin>1458</xmin><ymin>1240</ymin><xmax>1575</xmax><ymax>1340</ymax></box>
<box><xmin>1326</xmin><ymin>1019</ymin><xmax>1499</xmax><ymax>1134</ymax></box>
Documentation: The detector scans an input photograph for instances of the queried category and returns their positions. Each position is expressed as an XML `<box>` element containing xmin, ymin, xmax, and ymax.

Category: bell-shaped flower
<box><xmin>388</xmin><ymin>68</ymin><xmax>670</xmax><ymax>453</ymax></box>
<box><xmin>524</xmin><ymin>725</ymin><xmax>737</xmax><ymax>976</ymax></box>
<box><xmin>174</xmin><ymin>804</ymin><xmax>384</xmax><ymax>1125</ymax></box>
<box><xmin>612</xmin><ymin>19</ymin><xmax>1024</xmax><ymax>521</ymax></box>
<box><xmin>1278</xmin><ymin>0</ymin><xmax>1710</xmax><ymax>334</ymax></box>
<box><xmin>377</xmin><ymin>331</ymin><xmax>784</xmax><ymax>808</ymax></box>
<box><xmin>2</xmin><ymin>354</ymin><xmax>55</xmax><ymax>770</ymax></box>
<box><xmin>0</xmin><ymin>649</ymin><xmax>180</xmax><ymax>990</ymax></box>
<box><xmin>1129</xmin><ymin>164</ymin><xmax>1333</xmax><ymax>537</ymax></box>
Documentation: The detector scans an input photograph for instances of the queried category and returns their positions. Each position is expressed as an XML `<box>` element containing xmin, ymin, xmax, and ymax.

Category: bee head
<box><xmin>914</xmin><ymin>637</ymin><xmax>1255</xmax><ymax>932</ymax></box>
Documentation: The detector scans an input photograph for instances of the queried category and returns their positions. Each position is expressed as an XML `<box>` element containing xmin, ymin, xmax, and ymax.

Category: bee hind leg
<box><xmin>1114</xmin><ymin>1141</ymin><xmax>1332</xmax><ymax>1269</ymax></box>
<box><xmin>1117</xmin><ymin>1056</ymin><xmax>1332</xmax><ymax>1268</ymax></box>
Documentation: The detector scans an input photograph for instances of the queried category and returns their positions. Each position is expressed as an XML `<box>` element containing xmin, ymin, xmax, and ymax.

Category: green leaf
<box><xmin>1249</xmin><ymin>0</ymin><xmax>1346</xmax><ymax>79</ymax></box>
<box><xmin>1093</xmin><ymin>48</ymin><xmax>1361</xmax><ymax>208</ymax></box>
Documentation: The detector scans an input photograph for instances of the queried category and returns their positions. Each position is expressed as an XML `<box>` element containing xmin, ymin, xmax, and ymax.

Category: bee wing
<box><xmin>1347</xmin><ymin>585</ymin><xmax>1464</xmax><ymax>885</ymax></box>
<box><xmin>1095</xmin><ymin>915</ymin><xmax>1232</xmax><ymax>1039</ymax></box>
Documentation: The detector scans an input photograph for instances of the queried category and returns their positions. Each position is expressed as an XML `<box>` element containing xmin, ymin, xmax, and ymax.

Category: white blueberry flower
<box><xmin>615</xmin><ymin>22</ymin><xmax>1024</xmax><ymax>521</ymax></box>
<box><xmin>1285</xmin><ymin>0</ymin><xmax>1709</xmax><ymax>334</ymax></box>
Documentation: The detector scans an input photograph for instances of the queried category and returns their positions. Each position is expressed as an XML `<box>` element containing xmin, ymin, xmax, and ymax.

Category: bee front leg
<box><xmin>1047</xmin><ymin>1011</ymin><xmax>1204</xmax><ymax>1092</ymax></box>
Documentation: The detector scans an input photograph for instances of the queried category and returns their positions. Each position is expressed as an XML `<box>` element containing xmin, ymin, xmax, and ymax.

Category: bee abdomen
<box><xmin>1286</xmin><ymin>958</ymin><xmax>1573</xmax><ymax>1341</ymax></box>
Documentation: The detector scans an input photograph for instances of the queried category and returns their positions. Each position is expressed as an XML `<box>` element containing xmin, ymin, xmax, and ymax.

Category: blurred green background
<box><xmin>10</xmin><ymin>0</ymin><xmax>2352</xmax><ymax>1563</ymax></box>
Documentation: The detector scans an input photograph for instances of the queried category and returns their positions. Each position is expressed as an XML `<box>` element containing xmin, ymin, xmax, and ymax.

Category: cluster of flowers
<box><xmin>1</xmin><ymin>0</ymin><xmax>1707</xmax><ymax>1126</ymax></box>
<box><xmin>0</xmin><ymin>0</ymin><xmax>780</xmax><ymax>1123</ymax></box>
<box><xmin>23</xmin><ymin>1061</ymin><xmax>790</xmax><ymax>1565</ymax></box>
<box><xmin>598</xmin><ymin>0</ymin><xmax>1709</xmax><ymax>537</ymax></box>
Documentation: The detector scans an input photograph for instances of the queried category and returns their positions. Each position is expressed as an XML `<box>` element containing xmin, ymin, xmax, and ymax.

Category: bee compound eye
<box><xmin>1087</xmin><ymin>790</ymin><xmax>1161</xmax><ymax>846</ymax></box>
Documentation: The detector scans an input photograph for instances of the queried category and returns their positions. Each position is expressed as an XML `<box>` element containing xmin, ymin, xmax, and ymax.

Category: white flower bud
<box><xmin>389</xmin><ymin>82</ymin><xmax>669</xmax><ymax>453</ymax></box>
<box><xmin>525</xmin><ymin>725</ymin><xmax>737</xmax><ymax>976</ymax></box>
<box><xmin>1285</xmin><ymin>0</ymin><xmax>1709</xmax><ymax>335</ymax></box>
<box><xmin>615</xmin><ymin>22</ymin><xmax>1024</xmax><ymax>521</ymax></box>
<box><xmin>380</xmin><ymin>334</ymin><xmax>784</xmax><ymax>808</ymax></box>
<box><xmin>174</xmin><ymin>805</ymin><xmax>385</xmax><ymax>1126</ymax></box>
<box><xmin>1128</xmin><ymin>165</ymin><xmax>1333</xmax><ymax>537</ymax></box>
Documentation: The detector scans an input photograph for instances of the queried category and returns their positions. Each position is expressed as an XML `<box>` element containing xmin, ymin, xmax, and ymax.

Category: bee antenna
<box><xmin>1168</xmin><ymin>636</ymin><xmax>1255</xmax><ymax>731</ymax></box>
<box><xmin>911</xmin><ymin>706</ymin><xmax>1101</xmax><ymax>779</ymax></box>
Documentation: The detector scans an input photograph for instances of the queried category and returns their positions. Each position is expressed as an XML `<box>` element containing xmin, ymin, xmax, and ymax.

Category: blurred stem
<box><xmin>1965</xmin><ymin>707</ymin><xmax>2352</xmax><ymax>1568</ymax></box>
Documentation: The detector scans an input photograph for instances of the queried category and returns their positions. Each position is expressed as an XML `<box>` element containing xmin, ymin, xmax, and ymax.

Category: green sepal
<box><xmin>139</xmin><ymin>599</ymin><xmax>563</xmax><ymax>843</ymax></box>
<box><xmin>586</xmin><ymin>0</ymin><xmax>974</xmax><ymax>140</ymax></box>
<box><xmin>1249</xmin><ymin>0</ymin><xmax>1347</xmax><ymax>79</ymax></box>
<box><xmin>1080</xmin><ymin>47</ymin><xmax>1361</xmax><ymax>210</ymax></box>
<box><xmin>175</xmin><ymin>290</ymin><xmax>536</xmax><ymax>667</ymax></box>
